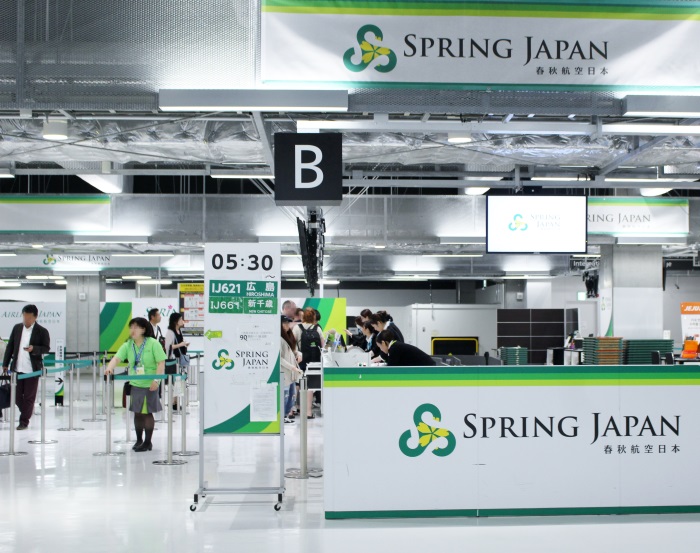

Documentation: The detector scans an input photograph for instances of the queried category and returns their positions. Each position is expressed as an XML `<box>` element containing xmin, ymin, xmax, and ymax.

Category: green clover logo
<box><xmin>399</xmin><ymin>403</ymin><xmax>456</xmax><ymax>457</ymax></box>
<box><xmin>212</xmin><ymin>349</ymin><xmax>234</xmax><ymax>370</ymax></box>
<box><xmin>43</xmin><ymin>254</ymin><xmax>57</xmax><ymax>266</ymax></box>
<box><xmin>508</xmin><ymin>214</ymin><xmax>529</xmax><ymax>231</ymax></box>
<box><xmin>343</xmin><ymin>24</ymin><xmax>397</xmax><ymax>73</ymax></box>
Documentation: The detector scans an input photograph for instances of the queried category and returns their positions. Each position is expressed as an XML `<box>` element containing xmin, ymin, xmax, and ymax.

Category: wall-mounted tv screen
<box><xmin>486</xmin><ymin>196</ymin><xmax>587</xmax><ymax>254</ymax></box>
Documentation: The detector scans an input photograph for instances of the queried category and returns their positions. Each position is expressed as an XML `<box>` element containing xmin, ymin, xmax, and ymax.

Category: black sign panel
<box><xmin>664</xmin><ymin>258</ymin><xmax>696</xmax><ymax>271</ymax></box>
<box><xmin>274</xmin><ymin>133</ymin><xmax>343</xmax><ymax>206</ymax></box>
<box><xmin>569</xmin><ymin>257</ymin><xmax>600</xmax><ymax>271</ymax></box>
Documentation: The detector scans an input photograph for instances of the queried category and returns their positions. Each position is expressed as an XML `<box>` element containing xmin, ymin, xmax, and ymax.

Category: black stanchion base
<box><xmin>93</xmin><ymin>452</ymin><xmax>125</xmax><ymax>457</ymax></box>
<box><xmin>82</xmin><ymin>418</ymin><xmax>106</xmax><ymax>422</ymax></box>
<box><xmin>175</xmin><ymin>451</ymin><xmax>199</xmax><ymax>456</ymax></box>
<box><xmin>28</xmin><ymin>440</ymin><xmax>58</xmax><ymax>445</ymax></box>
<box><xmin>285</xmin><ymin>468</ymin><xmax>323</xmax><ymax>479</ymax></box>
<box><xmin>153</xmin><ymin>459</ymin><xmax>187</xmax><ymax>465</ymax></box>
<box><xmin>57</xmin><ymin>428</ymin><xmax>85</xmax><ymax>432</ymax></box>
<box><xmin>0</xmin><ymin>451</ymin><xmax>28</xmax><ymax>456</ymax></box>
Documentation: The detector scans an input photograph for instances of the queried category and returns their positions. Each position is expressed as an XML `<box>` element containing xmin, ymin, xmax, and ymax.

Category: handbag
<box><xmin>0</xmin><ymin>383</ymin><xmax>10</xmax><ymax>410</ymax></box>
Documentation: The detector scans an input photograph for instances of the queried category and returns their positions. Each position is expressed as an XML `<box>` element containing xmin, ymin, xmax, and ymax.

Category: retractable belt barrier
<box><xmin>0</xmin><ymin>373</ymin><xmax>27</xmax><ymax>457</ymax></box>
<box><xmin>286</xmin><ymin>376</ymin><xmax>323</xmax><ymax>480</ymax></box>
<box><xmin>83</xmin><ymin>353</ymin><xmax>105</xmax><ymax>423</ymax></box>
<box><xmin>99</xmin><ymin>374</ymin><xmax>187</xmax><ymax>465</ymax></box>
<box><xmin>47</xmin><ymin>360</ymin><xmax>92</xmax><ymax>433</ymax></box>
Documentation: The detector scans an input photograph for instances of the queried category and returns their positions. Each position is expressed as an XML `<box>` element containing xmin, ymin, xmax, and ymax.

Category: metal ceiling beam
<box><xmin>252</xmin><ymin>112</ymin><xmax>275</xmax><ymax>171</ymax></box>
<box><xmin>598</xmin><ymin>119</ymin><xmax>700</xmax><ymax>176</ymax></box>
<box><xmin>343</xmin><ymin>178</ymin><xmax>700</xmax><ymax>189</ymax></box>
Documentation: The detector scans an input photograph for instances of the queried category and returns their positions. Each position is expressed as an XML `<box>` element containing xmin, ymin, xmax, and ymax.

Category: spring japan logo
<box><xmin>508</xmin><ymin>214</ymin><xmax>529</xmax><ymax>231</ymax></box>
<box><xmin>399</xmin><ymin>403</ymin><xmax>456</xmax><ymax>457</ymax></box>
<box><xmin>212</xmin><ymin>349</ymin><xmax>234</xmax><ymax>370</ymax></box>
<box><xmin>343</xmin><ymin>24</ymin><xmax>397</xmax><ymax>73</ymax></box>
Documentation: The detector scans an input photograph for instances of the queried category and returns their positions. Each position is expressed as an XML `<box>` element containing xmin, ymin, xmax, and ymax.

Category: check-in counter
<box><xmin>324</xmin><ymin>364</ymin><xmax>700</xmax><ymax>519</ymax></box>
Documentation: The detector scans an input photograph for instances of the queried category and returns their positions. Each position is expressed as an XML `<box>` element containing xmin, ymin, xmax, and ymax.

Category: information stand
<box><xmin>192</xmin><ymin>243</ymin><xmax>283</xmax><ymax>512</ymax></box>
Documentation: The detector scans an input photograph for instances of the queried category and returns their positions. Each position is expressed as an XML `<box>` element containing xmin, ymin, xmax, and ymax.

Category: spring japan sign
<box><xmin>261</xmin><ymin>0</ymin><xmax>700</xmax><ymax>91</ymax></box>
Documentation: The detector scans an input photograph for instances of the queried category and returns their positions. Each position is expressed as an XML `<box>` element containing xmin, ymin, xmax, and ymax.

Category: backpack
<box><xmin>299</xmin><ymin>324</ymin><xmax>321</xmax><ymax>364</ymax></box>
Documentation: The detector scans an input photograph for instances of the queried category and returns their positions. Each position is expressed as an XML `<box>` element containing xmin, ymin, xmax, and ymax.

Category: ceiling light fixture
<box><xmin>447</xmin><ymin>133</ymin><xmax>473</xmax><ymax>144</ymax></box>
<box><xmin>0</xmin><ymin>253</ymin><xmax>17</xmax><ymax>257</ymax></box>
<box><xmin>623</xmin><ymin>95</ymin><xmax>700</xmax><ymax>118</ymax></box>
<box><xmin>137</xmin><ymin>279</ymin><xmax>173</xmax><ymax>285</ymax></box>
<box><xmin>0</xmin><ymin>169</ymin><xmax>14</xmax><ymax>178</ymax></box>
<box><xmin>211</xmin><ymin>170</ymin><xmax>275</xmax><ymax>179</ymax></box>
<box><xmin>74</xmin><ymin>236</ymin><xmax>149</xmax><ymax>244</ymax></box>
<box><xmin>42</xmin><ymin>119</ymin><xmax>68</xmax><ymax>140</ymax></box>
<box><xmin>465</xmin><ymin>187</ymin><xmax>490</xmax><ymax>195</ymax></box>
<box><xmin>31</xmin><ymin>244</ymin><xmax>44</xmax><ymax>249</ymax></box>
<box><xmin>0</xmin><ymin>281</ymin><xmax>21</xmax><ymax>288</ymax></box>
<box><xmin>423</xmin><ymin>254</ymin><xmax>483</xmax><ymax>258</ymax></box>
<box><xmin>25</xmin><ymin>275</ymin><xmax>49</xmax><ymax>280</ymax></box>
<box><xmin>159</xmin><ymin>89</ymin><xmax>348</xmax><ymax>113</ymax></box>
<box><xmin>319</xmin><ymin>279</ymin><xmax>340</xmax><ymax>285</ymax></box>
<box><xmin>122</xmin><ymin>275</ymin><xmax>152</xmax><ymax>280</ymax></box>
<box><xmin>111</xmin><ymin>253</ymin><xmax>175</xmax><ymax>258</ymax></box>
<box><xmin>640</xmin><ymin>188</ymin><xmax>674</xmax><ymax>197</ymax></box>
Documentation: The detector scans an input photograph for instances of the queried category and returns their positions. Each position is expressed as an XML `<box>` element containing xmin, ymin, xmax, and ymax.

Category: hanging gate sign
<box><xmin>203</xmin><ymin>243</ymin><xmax>281</xmax><ymax>434</ymax></box>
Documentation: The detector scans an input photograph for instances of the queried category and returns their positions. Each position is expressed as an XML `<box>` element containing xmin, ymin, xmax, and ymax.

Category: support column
<box><xmin>598</xmin><ymin>245</ymin><xmax>663</xmax><ymax>338</ymax></box>
<box><xmin>66</xmin><ymin>275</ymin><xmax>105</xmax><ymax>352</ymax></box>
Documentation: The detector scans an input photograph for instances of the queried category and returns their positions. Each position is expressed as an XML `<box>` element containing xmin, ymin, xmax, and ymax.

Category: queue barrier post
<box><xmin>28</xmin><ymin>369</ymin><xmax>57</xmax><ymax>445</ymax></box>
<box><xmin>93</xmin><ymin>374</ymin><xmax>124</xmax><ymax>457</ymax></box>
<box><xmin>83</xmin><ymin>353</ymin><xmax>104</xmax><ymax>423</ymax></box>
<box><xmin>99</xmin><ymin>353</ymin><xmax>107</xmax><ymax>416</ymax></box>
<box><xmin>58</xmin><ymin>361</ymin><xmax>86</xmax><ymax>432</ymax></box>
<box><xmin>153</xmin><ymin>374</ymin><xmax>186</xmax><ymax>466</ymax></box>
<box><xmin>176</xmin><ymin>367</ymin><xmax>198</xmax><ymax>457</ymax></box>
<box><xmin>285</xmin><ymin>377</ymin><xmax>323</xmax><ymax>480</ymax></box>
<box><xmin>0</xmin><ymin>373</ymin><xmax>28</xmax><ymax>457</ymax></box>
<box><xmin>113</xmin><ymin>371</ymin><xmax>133</xmax><ymax>445</ymax></box>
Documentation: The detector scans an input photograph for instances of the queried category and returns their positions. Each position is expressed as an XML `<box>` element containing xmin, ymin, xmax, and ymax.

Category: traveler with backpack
<box><xmin>292</xmin><ymin>307</ymin><xmax>324</xmax><ymax>419</ymax></box>
<box><xmin>281</xmin><ymin>316</ymin><xmax>303</xmax><ymax>424</ymax></box>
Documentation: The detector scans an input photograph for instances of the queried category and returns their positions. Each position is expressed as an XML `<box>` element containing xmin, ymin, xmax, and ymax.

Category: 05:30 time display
<box><xmin>211</xmin><ymin>253</ymin><xmax>274</xmax><ymax>271</ymax></box>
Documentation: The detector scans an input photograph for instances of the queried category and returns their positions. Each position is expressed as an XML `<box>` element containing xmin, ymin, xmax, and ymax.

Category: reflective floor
<box><xmin>1</xmin><ymin>382</ymin><xmax>700</xmax><ymax>553</ymax></box>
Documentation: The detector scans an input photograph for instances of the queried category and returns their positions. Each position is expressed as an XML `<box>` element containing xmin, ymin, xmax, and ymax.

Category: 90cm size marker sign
<box><xmin>211</xmin><ymin>253</ymin><xmax>274</xmax><ymax>271</ymax></box>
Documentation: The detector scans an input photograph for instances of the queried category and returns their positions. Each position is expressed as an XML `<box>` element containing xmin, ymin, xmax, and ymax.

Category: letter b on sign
<box><xmin>295</xmin><ymin>145</ymin><xmax>323</xmax><ymax>189</ymax></box>
<box><xmin>274</xmin><ymin>133</ymin><xmax>342</xmax><ymax>206</ymax></box>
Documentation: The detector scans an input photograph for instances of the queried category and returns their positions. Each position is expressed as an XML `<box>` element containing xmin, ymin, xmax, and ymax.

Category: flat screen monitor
<box><xmin>486</xmin><ymin>196</ymin><xmax>587</xmax><ymax>254</ymax></box>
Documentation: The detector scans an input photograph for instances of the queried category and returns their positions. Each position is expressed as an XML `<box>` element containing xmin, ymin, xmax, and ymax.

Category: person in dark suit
<box><xmin>370</xmin><ymin>311</ymin><xmax>404</xmax><ymax>343</ymax></box>
<box><xmin>376</xmin><ymin>330</ymin><xmax>435</xmax><ymax>367</ymax></box>
<box><xmin>2</xmin><ymin>305</ymin><xmax>51</xmax><ymax>430</ymax></box>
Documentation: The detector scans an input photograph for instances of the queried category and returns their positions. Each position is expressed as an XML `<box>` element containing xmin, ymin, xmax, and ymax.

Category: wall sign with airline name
<box><xmin>262</xmin><ymin>0</ymin><xmax>700</xmax><ymax>91</ymax></box>
<box><xmin>274</xmin><ymin>133</ymin><xmax>343</xmax><ymax>206</ymax></box>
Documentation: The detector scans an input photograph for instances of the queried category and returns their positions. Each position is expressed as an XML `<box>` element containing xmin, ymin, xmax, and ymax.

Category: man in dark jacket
<box><xmin>2</xmin><ymin>305</ymin><xmax>51</xmax><ymax>430</ymax></box>
<box><xmin>376</xmin><ymin>330</ymin><xmax>435</xmax><ymax>367</ymax></box>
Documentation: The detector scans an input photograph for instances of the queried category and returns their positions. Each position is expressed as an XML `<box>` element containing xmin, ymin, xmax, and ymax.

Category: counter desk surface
<box><xmin>323</xmin><ymin>364</ymin><xmax>700</xmax><ymax>520</ymax></box>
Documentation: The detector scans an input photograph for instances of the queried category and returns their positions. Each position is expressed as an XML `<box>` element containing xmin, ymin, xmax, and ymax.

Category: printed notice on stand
<box><xmin>250</xmin><ymin>384</ymin><xmax>279</xmax><ymax>422</ymax></box>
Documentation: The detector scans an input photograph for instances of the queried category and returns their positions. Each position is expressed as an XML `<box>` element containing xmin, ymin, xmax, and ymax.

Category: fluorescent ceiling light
<box><xmin>77</xmin><ymin>174</ymin><xmax>125</xmax><ymax>194</ymax></box>
<box><xmin>0</xmin><ymin>281</ymin><xmax>21</xmax><ymax>288</ymax></box>
<box><xmin>319</xmin><ymin>279</ymin><xmax>340</xmax><ymax>285</ymax></box>
<box><xmin>26</xmin><ymin>275</ymin><xmax>49</xmax><ymax>280</ymax></box>
<box><xmin>531</xmin><ymin>177</ymin><xmax>586</xmax><ymax>182</ymax></box>
<box><xmin>42</xmin><ymin>120</ymin><xmax>68</xmax><ymax>140</ymax></box>
<box><xmin>285</xmin><ymin>278</ymin><xmax>307</xmax><ymax>282</ymax></box>
<box><xmin>112</xmin><ymin>253</ymin><xmax>175</xmax><ymax>257</ymax></box>
<box><xmin>601</xmin><ymin>124</ymin><xmax>700</xmax><ymax>136</ymax></box>
<box><xmin>122</xmin><ymin>275</ymin><xmax>152</xmax><ymax>280</ymax></box>
<box><xmin>465</xmin><ymin>187</ymin><xmax>490</xmax><ymax>195</ymax></box>
<box><xmin>388</xmin><ymin>277</ymin><xmax>428</xmax><ymax>281</ymax></box>
<box><xmin>137</xmin><ymin>279</ymin><xmax>173</xmax><ymax>285</ymax></box>
<box><xmin>74</xmin><ymin>236</ymin><xmax>149</xmax><ymax>244</ymax></box>
<box><xmin>0</xmin><ymin>169</ymin><xmax>14</xmax><ymax>178</ymax></box>
<box><xmin>159</xmin><ymin>89</ymin><xmax>348</xmax><ymax>113</ymax></box>
<box><xmin>211</xmin><ymin>170</ymin><xmax>275</xmax><ymax>179</ymax></box>
<box><xmin>640</xmin><ymin>188</ymin><xmax>673</xmax><ymax>197</ymax></box>
<box><xmin>373</xmin><ymin>245</ymin><xmax>386</xmax><ymax>249</ymax></box>
<box><xmin>624</xmin><ymin>95</ymin><xmax>700</xmax><ymax>118</ymax></box>
<box><xmin>605</xmin><ymin>178</ymin><xmax>681</xmax><ymax>183</ymax></box>
<box><xmin>616</xmin><ymin>236</ymin><xmax>686</xmax><ymax>245</ymax></box>
<box><xmin>447</xmin><ymin>133</ymin><xmax>473</xmax><ymax>144</ymax></box>
<box><xmin>439</xmin><ymin>237</ymin><xmax>486</xmax><ymax>245</ymax></box>
<box><xmin>259</xmin><ymin>236</ymin><xmax>297</xmax><ymax>244</ymax></box>
<box><xmin>423</xmin><ymin>254</ymin><xmax>483</xmax><ymax>258</ymax></box>
<box><xmin>0</xmin><ymin>253</ymin><xmax>16</xmax><ymax>257</ymax></box>
<box><xmin>571</xmin><ymin>254</ymin><xmax>601</xmax><ymax>258</ymax></box>
<box><xmin>31</xmin><ymin>244</ymin><xmax>44</xmax><ymax>249</ymax></box>
<box><xmin>54</xmin><ymin>280</ymin><xmax>68</xmax><ymax>285</ymax></box>
<box><xmin>48</xmin><ymin>276</ymin><xmax>65</xmax><ymax>280</ymax></box>
<box><xmin>501</xmin><ymin>275</ymin><xmax>552</xmax><ymax>279</ymax></box>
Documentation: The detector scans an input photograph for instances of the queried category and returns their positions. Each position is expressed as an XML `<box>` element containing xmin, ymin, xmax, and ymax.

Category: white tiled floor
<box><xmin>2</xmin><ymin>383</ymin><xmax>700</xmax><ymax>553</ymax></box>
